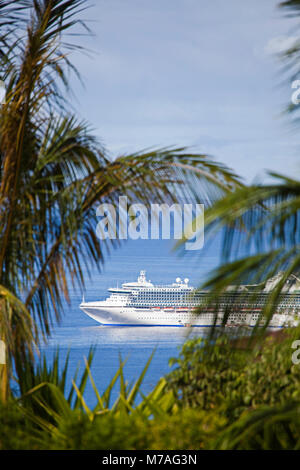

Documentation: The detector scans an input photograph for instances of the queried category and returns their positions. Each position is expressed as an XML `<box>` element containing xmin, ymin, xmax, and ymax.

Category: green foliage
<box><xmin>15</xmin><ymin>348</ymin><xmax>95</xmax><ymax>428</ymax></box>
<box><xmin>146</xmin><ymin>409</ymin><xmax>227</xmax><ymax>450</ymax></box>
<box><xmin>166</xmin><ymin>329</ymin><xmax>300</xmax><ymax>420</ymax></box>
<box><xmin>167</xmin><ymin>336</ymin><xmax>249</xmax><ymax>415</ymax></box>
<box><xmin>50</xmin><ymin>411</ymin><xmax>149</xmax><ymax>450</ymax></box>
<box><xmin>1</xmin><ymin>329</ymin><xmax>300</xmax><ymax>450</ymax></box>
<box><xmin>213</xmin><ymin>403</ymin><xmax>300</xmax><ymax>450</ymax></box>
<box><xmin>0</xmin><ymin>401</ymin><xmax>41</xmax><ymax>450</ymax></box>
<box><xmin>0</xmin><ymin>399</ymin><xmax>227</xmax><ymax>450</ymax></box>
<box><xmin>48</xmin><ymin>407</ymin><xmax>227</xmax><ymax>450</ymax></box>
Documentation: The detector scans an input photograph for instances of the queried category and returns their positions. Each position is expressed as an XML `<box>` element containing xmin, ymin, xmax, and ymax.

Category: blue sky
<box><xmin>69</xmin><ymin>0</ymin><xmax>300</xmax><ymax>182</ymax></box>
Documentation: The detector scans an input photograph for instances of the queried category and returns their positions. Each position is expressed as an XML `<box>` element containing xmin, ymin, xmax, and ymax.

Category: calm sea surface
<box><xmin>41</xmin><ymin>237</ymin><xmax>222</xmax><ymax>407</ymax></box>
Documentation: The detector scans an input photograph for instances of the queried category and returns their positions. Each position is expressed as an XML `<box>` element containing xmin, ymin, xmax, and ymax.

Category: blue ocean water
<box><xmin>42</xmin><ymin>237</ymin><xmax>222</xmax><ymax>407</ymax></box>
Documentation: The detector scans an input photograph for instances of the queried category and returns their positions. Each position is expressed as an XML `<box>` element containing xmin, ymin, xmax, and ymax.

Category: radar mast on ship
<box><xmin>138</xmin><ymin>270</ymin><xmax>147</xmax><ymax>284</ymax></box>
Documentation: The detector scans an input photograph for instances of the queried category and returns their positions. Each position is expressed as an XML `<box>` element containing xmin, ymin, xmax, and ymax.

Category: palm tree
<box><xmin>0</xmin><ymin>0</ymin><xmax>241</xmax><ymax>400</ymax></box>
<box><xmin>178</xmin><ymin>0</ymin><xmax>300</xmax><ymax>335</ymax></box>
<box><xmin>188</xmin><ymin>177</ymin><xmax>300</xmax><ymax>332</ymax></box>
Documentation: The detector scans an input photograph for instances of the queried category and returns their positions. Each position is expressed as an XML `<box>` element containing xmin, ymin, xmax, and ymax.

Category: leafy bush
<box><xmin>213</xmin><ymin>403</ymin><xmax>300</xmax><ymax>450</ymax></box>
<box><xmin>1</xmin><ymin>328</ymin><xmax>300</xmax><ymax>450</ymax></box>
<box><xmin>50</xmin><ymin>411</ymin><xmax>149</xmax><ymax>450</ymax></box>
<box><xmin>166</xmin><ymin>336</ymin><xmax>248</xmax><ymax>416</ymax></box>
<box><xmin>166</xmin><ymin>328</ymin><xmax>300</xmax><ymax>419</ymax></box>
<box><xmin>0</xmin><ymin>400</ymin><xmax>226</xmax><ymax>450</ymax></box>
<box><xmin>50</xmin><ymin>408</ymin><xmax>227</xmax><ymax>450</ymax></box>
<box><xmin>0</xmin><ymin>401</ymin><xmax>41</xmax><ymax>450</ymax></box>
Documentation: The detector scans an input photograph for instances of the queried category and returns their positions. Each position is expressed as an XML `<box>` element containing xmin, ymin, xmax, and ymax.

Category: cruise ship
<box><xmin>79</xmin><ymin>270</ymin><xmax>300</xmax><ymax>327</ymax></box>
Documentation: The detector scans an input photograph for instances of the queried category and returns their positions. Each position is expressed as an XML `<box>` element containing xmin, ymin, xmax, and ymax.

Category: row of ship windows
<box><xmin>130</xmin><ymin>300</ymin><xmax>300</xmax><ymax>306</ymax></box>
<box><xmin>135</xmin><ymin>316</ymin><xmax>278</xmax><ymax>322</ymax></box>
<box><xmin>134</xmin><ymin>294</ymin><xmax>300</xmax><ymax>298</ymax></box>
<box><xmin>132</xmin><ymin>301</ymin><xmax>300</xmax><ymax>306</ymax></box>
<box><xmin>137</xmin><ymin>296</ymin><xmax>187</xmax><ymax>300</ymax></box>
<box><xmin>132</xmin><ymin>305</ymin><xmax>300</xmax><ymax>310</ymax></box>
<box><xmin>135</xmin><ymin>315</ymin><xmax>262</xmax><ymax>320</ymax></box>
<box><xmin>136</xmin><ymin>296</ymin><xmax>300</xmax><ymax>300</ymax></box>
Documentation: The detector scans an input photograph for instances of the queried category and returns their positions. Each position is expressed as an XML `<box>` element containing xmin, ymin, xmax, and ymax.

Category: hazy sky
<box><xmin>69</xmin><ymin>0</ymin><xmax>300</xmax><ymax>182</ymax></box>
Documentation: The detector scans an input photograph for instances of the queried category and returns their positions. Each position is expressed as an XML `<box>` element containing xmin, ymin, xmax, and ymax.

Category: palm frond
<box><xmin>0</xmin><ymin>0</ymin><xmax>242</xmax><ymax>396</ymax></box>
<box><xmin>179</xmin><ymin>173</ymin><xmax>300</xmax><ymax>335</ymax></box>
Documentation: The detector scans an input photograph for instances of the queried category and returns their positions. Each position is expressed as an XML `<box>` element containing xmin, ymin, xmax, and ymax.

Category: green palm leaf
<box><xmin>0</xmin><ymin>0</ymin><xmax>240</xmax><ymax>399</ymax></box>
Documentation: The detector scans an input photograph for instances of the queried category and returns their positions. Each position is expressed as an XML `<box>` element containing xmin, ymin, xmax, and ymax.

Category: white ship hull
<box><xmin>80</xmin><ymin>302</ymin><xmax>298</xmax><ymax>328</ymax></box>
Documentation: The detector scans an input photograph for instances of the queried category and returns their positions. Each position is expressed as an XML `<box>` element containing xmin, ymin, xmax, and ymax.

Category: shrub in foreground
<box><xmin>0</xmin><ymin>328</ymin><xmax>300</xmax><ymax>450</ymax></box>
